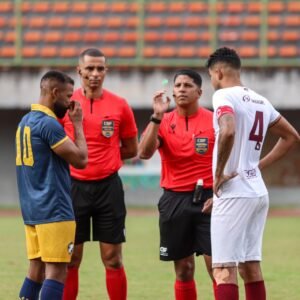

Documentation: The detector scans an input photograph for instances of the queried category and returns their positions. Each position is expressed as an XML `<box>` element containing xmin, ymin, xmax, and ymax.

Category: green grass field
<box><xmin>0</xmin><ymin>210</ymin><xmax>299</xmax><ymax>299</ymax></box>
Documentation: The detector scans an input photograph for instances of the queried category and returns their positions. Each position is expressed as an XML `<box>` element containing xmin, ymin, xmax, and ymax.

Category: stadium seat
<box><xmin>48</xmin><ymin>17</ymin><xmax>65</xmax><ymax>28</ymax></box>
<box><xmin>63</xmin><ymin>32</ymin><xmax>81</xmax><ymax>42</ymax></box>
<box><xmin>178</xmin><ymin>47</ymin><xmax>196</xmax><ymax>58</ymax></box>
<box><xmin>101</xmin><ymin>47</ymin><xmax>117</xmax><ymax>57</ymax></box>
<box><xmin>83</xmin><ymin>32</ymin><xmax>102</xmax><ymax>42</ymax></box>
<box><xmin>199</xmin><ymin>31</ymin><xmax>212</xmax><ymax>41</ymax></box>
<box><xmin>72</xmin><ymin>2</ymin><xmax>89</xmax><ymax>13</ymax></box>
<box><xmin>158</xmin><ymin>46</ymin><xmax>176</xmax><ymax>57</ymax></box>
<box><xmin>227</xmin><ymin>2</ymin><xmax>244</xmax><ymax>13</ymax></box>
<box><xmin>4</xmin><ymin>31</ymin><xmax>16</xmax><ymax>42</ymax></box>
<box><xmin>185</xmin><ymin>17</ymin><xmax>204</xmax><ymax>27</ymax></box>
<box><xmin>118</xmin><ymin>47</ymin><xmax>136</xmax><ymax>57</ymax></box>
<box><xmin>67</xmin><ymin>17</ymin><xmax>85</xmax><ymax>28</ymax></box>
<box><xmin>247</xmin><ymin>2</ymin><xmax>262</xmax><ymax>12</ymax></box>
<box><xmin>90</xmin><ymin>3</ymin><xmax>108</xmax><ymax>13</ymax></box>
<box><xmin>162</xmin><ymin>31</ymin><xmax>179</xmax><ymax>42</ymax></box>
<box><xmin>143</xmin><ymin>47</ymin><xmax>157</xmax><ymax>57</ymax></box>
<box><xmin>44</xmin><ymin>31</ymin><xmax>62</xmax><ymax>43</ymax></box>
<box><xmin>102</xmin><ymin>31</ymin><xmax>120</xmax><ymax>42</ymax></box>
<box><xmin>145</xmin><ymin>17</ymin><xmax>162</xmax><ymax>28</ymax></box>
<box><xmin>52</xmin><ymin>2</ymin><xmax>69</xmax><ymax>13</ymax></box>
<box><xmin>144</xmin><ymin>31</ymin><xmax>160</xmax><ymax>42</ymax></box>
<box><xmin>268</xmin><ymin>16</ymin><xmax>282</xmax><ymax>27</ymax></box>
<box><xmin>0</xmin><ymin>46</ymin><xmax>15</xmax><ymax>57</ymax></box>
<box><xmin>107</xmin><ymin>17</ymin><xmax>124</xmax><ymax>28</ymax></box>
<box><xmin>219</xmin><ymin>31</ymin><xmax>239</xmax><ymax>42</ymax></box>
<box><xmin>197</xmin><ymin>47</ymin><xmax>212</xmax><ymax>58</ymax></box>
<box><xmin>187</xmin><ymin>2</ymin><xmax>208</xmax><ymax>13</ymax></box>
<box><xmin>21</xmin><ymin>2</ymin><xmax>31</xmax><ymax>13</ymax></box>
<box><xmin>215</xmin><ymin>2</ymin><xmax>226</xmax><ymax>13</ymax></box>
<box><xmin>238</xmin><ymin>46</ymin><xmax>258</xmax><ymax>57</ymax></box>
<box><xmin>128</xmin><ymin>2</ymin><xmax>139</xmax><ymax>13</ymax></box>
<box><xmin>146</xmin><ymin>2</ymin><xmax>167</xmax><ymax>13</ymax></box>
<box><xmin>181</xmin><ymin>31</ymin><xmax>199</xmax><ymax>42</ymax></box>
<box><xmin>282</xmin><ymin>31</ymin><xmax>299</xmax><ymax>41</ymax></box>
<box><xmin>267</xmin><ymin>31</ymin><xmax>280</xmax><ymax>41</ymax></box>
<box><xmin>279</xmin><ymin>46</ymin><xmax>297</xmax><ymax>57</ymax></box>
<box><xmin>86</xmin><ymin>18</ymin><xmax>103</xmax><ymax>28</ymax></box>
<box><xmin>40</xmin><ymin>47</ymin><xmax>57</xmax><ymax>57</ymax></box>
<box><xmin>244</xmin><ymin>16</ymin><xmax>261</xmax><ymax>27</ymax></box>
<box><xmin>287</xmin><ymin>1</ymin><xmax>300</xmax><ymax>12</ymax></box>
<box><xmin>0</xmin><ymin>17</ymin><xmax>6</xmax><ymax>27</ymax></box>
<box><xmin>27</xmin><ymin>17</ymin><xmax>47</xmax><ymax>28</ymax></box>
<box><xmin>0</xmin><ymin>2</ymin><xmax>13</xmax><ymax>12</ymax></box>
<box><xmin>169</xmin><ymin>2</ymin><xmax>186</xmax><ymax>13</ymax></box>
<box><xmin>59</xmin><ymin>47</ymin><xmax>78</xmax><ymax>58</ymax></box>
<box><xmin>23</xmin><ymin>31</ymin><xmax>42</xmax><ymax>43</ymax></box>
<box><xmin>122</xmin><ymin>32</ymin><xmax>138</xmax><ymax>42</ymax></box>
<box><xmin>165</xmin><ymin>17</ymin><xmax>182</xmax><ymax>27</ymax></box>
<box><xmin>32</xmin><ymin>2</ymin><xmax>50</xmax><ymax>13</ymax></box>
<box><xmin>268</xmin><ymin>2</ymin><xmax>285</xmax><ymax>12</ymax></box>
<box><xmin>111</xmin><ymin>2</ymin><xmax>128</xmax><ymax>13</ymax></box>
<box><xmin>22</xmin><ymin>47</ymin><xmax>38</xmax><ymax>58</ymax></box>
<box><xmin>125</xmin><ymin>17</ymin><xmax>139</xmax><ymax>28</ymax></box>
<box><xmin>266</xmin><ymin>46</ymin><xmax>277</xmax><ymax>57</ymax></box>
<box><xmin>240</xmin><ymin>31</ymin><xmax>259</xmax><ymax>41</ymax></box>
<box><xmin>284</xmin><ymin>16</ymin><xmax>300</xmax><ymax>27</ymax></box>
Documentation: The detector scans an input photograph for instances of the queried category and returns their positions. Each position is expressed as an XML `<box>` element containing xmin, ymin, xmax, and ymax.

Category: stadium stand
<box><xmin>0</xmin><ymin>0</ymin><xmax>299</xmax><ymax>66</ymax></box>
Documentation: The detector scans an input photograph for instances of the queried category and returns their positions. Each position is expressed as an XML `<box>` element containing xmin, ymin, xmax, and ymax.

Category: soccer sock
<box><xmin>212</xmin><ymin>279</ymin><xmax>218</xmax><ymax>300</ymax></box>
<box><xmin>63</xmin><ymin>267</ymin><xmax>79</xmax><ymax>300</ymax></box>
<box><xmin>40</xmin><ymin>279</ymin><xmax>64</xmax><ymax>300</ymax></box>
<box><xmin>174</xmin><ymin>279</ymin><xmax>197</xmax><ymax>300</ymax></box>
<box><xmin>245</xmin><ymin>280</ymin><xmax>266</xmax><ymax>300</ymax></box>
<box><xmin>217</xmin><ymin>283</ymin><xmax>239</xmax><ymax>300</ymax></box>
<box><xmin>19</xmin><ymin>277</ymin><xmax>42</xmax><ymax>300</ymax></box>
<box><xmin>105</xmin><ymin>266</ymin><xmax>127</xmax><ymax>300</ymax></box>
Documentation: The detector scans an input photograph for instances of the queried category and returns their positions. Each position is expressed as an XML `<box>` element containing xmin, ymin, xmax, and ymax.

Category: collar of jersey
<box><xmin>31</xmin><ymin>104</ymin><xmax>57</xmax><ymax>119</ymax></box>
<box><xmin>80</xmin><ymin>88</ymin><xmax>104</xmax><ymax>101</ymax></box>
<box><xmin>176</xmin><ymin>107</ymin><xmax>201</xmax><ymax>119</ymax></box>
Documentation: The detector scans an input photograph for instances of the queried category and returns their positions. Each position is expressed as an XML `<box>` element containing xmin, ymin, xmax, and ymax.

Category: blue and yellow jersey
<box><xmin>16</xmin><ymin>104</ymin><xmax>74</xmax><ymax>225</ymax></box>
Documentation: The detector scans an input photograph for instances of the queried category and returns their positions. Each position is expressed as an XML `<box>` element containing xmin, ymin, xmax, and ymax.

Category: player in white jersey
<box><xmin>206</xmin><ymin>47</ymin><xmax>300</xmax><ymax>300</ymax></box>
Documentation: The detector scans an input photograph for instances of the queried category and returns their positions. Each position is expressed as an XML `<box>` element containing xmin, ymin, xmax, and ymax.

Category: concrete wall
<box><xmin>0</xmin><ymin>68</ymin><xmax>300</xmax><ymax>109</ymax></box>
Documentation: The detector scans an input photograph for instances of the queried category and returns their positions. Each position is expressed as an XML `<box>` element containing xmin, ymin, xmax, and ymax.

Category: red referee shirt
<box><xmin>158</xmin><ymin>107</ymin><xmax>214</xmax><ymax>191</ymax></box>
<box><xmin>61</xmin><ymin>88</ymin><xmax>137</xmax><ymax>181</ymax></box>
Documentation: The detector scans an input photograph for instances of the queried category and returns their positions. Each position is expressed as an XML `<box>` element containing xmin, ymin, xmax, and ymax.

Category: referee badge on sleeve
<box><xmin>195</xmin><ymin>137</ymin><xmax>208</xmax><ymax>154</ymax></box>
<box><xmin>102</xmin><ymin>120</ymin><xmax>114</xmax><ymax>138</ymax></box>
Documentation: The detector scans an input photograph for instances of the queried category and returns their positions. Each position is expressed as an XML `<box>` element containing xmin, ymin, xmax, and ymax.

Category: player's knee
<box><xmin>102</xmin><ymin>251</ymin><xmax>123</xmax><ymax>269</ymax></box>
<box><xmin>175</xmin><ymin>260</ymin><xmax>195</xmax><ymax>281</ymax></box>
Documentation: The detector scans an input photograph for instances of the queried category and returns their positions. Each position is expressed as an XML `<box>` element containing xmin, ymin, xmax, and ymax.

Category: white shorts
<box><xmin>211</xmin><ymin>195</ymin><xmax>269</xmax><ymax>267</ymax></box>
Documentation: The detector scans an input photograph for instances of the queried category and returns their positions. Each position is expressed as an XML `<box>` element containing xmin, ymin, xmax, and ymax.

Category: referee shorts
<box><xmin>158</xmin><ymin>188</ymin><xmax>213</xmax><ymax>261</ymax></box>
<box><xmin>71</xmin><ymin>173</ymin><xmax>126</xmax><ymax>245</ymax></box>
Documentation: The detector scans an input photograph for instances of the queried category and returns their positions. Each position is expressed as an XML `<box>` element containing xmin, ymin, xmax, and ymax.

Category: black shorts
<box><xmin>71</xmin><ymin>173</ymin><xmax>126</xmax><ymax>245</ymax></box>
<box><xmin>158</xmin><ymin>188</ymin><xmax>212</xmax><ymax>261</ymax></box>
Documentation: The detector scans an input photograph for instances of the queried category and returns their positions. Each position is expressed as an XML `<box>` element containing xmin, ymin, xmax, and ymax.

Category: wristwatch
<box><xmin>150</xmin><ymin>115</ymin><xmax>162</xmax><ymax>124</ymax></box>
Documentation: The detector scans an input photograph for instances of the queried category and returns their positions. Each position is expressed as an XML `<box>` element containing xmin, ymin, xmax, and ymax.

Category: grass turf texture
<box><xmin>0</xmin><ymin>211</ymin><xmax>299</xmax><ymax>299</ymax></box>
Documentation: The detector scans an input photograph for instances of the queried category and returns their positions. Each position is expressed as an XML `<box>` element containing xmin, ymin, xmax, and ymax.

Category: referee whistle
<box><xmin>193</xmin><ymin>179</ymin><xmax>204</xmax><ymax>203</ymax></box>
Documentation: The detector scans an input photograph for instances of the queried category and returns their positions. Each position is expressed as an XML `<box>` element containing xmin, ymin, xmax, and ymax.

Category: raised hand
<box><xmin>152</xmin><ymin>90</ymin><xmax>171</xmax><ymax>119</ymax></box>
<box><xmin>68</xmin><ymin>100</ymin><xmax>83</xmax><ymax>124</ymax></box>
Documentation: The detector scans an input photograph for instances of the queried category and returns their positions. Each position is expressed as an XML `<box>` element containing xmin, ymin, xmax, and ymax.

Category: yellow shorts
<box><xmin>25</xmin><ymin>221</ymin><xmax>76</xmax><ymax>263</ymax></box>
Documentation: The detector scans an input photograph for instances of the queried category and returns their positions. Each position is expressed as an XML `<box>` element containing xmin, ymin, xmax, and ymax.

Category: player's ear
<box><xmin>51</xmin><ymin>86</ymin><xmax>59</xmax><ymax>99</ymax></box>
<box><xmin>77</xmin><ymin>66</ymin><xmax>82</xmax><ymax>76</ymax></box>
<box><xmin>197</xmin><ymin>88</ymin><xmax>202</xmax><ymax>96</ymax></box>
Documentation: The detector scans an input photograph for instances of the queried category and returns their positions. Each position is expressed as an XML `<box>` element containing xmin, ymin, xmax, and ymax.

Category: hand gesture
<box><xmin>152</xmin><ymin>90</ymin><xmax>171</xmax><ymax>118</ymax></box>
<box><xmin>213</xmin><ymin>172</ymin><xmax>238</xmax><ymax>197</ymax></box>
<box><xmin>68</xmin><ymin>100</ymin><xmax>83</xmax><ymax>124</ymax></box>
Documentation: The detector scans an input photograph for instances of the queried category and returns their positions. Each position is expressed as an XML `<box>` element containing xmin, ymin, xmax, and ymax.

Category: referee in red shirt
<box><xmin>138</xmin><ymin>69</ymin><xmax>217</xmax><ymax>300</ymax></box>
<box><xmin>61</xmin><ymin>48</ymin><xmax>138</xmax><ymax>300</ymax></box>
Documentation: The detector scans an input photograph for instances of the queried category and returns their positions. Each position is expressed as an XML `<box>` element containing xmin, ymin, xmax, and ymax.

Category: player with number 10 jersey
<box><xmin>212</xmin><ymin>86</ymin><xmax>280</xmax><ymax>198</ymax></box>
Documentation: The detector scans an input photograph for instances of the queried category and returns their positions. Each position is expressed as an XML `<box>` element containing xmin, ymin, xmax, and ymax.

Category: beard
<box><xmin>53</xmin><ymin>101</ymin><xmax>68</xmax><ymax>119</ymax></box>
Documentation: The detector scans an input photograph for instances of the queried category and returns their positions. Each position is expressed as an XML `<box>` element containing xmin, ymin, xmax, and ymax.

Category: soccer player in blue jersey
<box><xmin>16</xmin><ymin>70</ymin><xmax>88</xmax><ymax>300</ymax></box>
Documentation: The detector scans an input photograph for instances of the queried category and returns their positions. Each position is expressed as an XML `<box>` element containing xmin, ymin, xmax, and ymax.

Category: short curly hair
<box><xmin>206</xmin><ymin>47</ymin><xmax>241</xmax><ymax>70</ymax></box>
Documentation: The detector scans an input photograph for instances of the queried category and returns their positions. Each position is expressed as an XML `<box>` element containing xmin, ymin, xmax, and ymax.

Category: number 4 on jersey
<box><xmin>249</xmin><ymin>111</ymin><xmax>263</xmax><ymax>150</ymax></box>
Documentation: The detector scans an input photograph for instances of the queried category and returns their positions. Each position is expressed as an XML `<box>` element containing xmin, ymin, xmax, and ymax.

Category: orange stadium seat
<box><xmin>86</xmin><ymin>18</ymin><xmax>103</xmax><ymax>28</ymax></box>
<box><xmin>72</xmin><ymin>2</ymin><xmax>89</xmax><ymax>13</ymax></box>
<box><xmin>128</xmin><ymin>2</ymin><xmax>139</xmax><ymax>13</ymax></box>
<box><xmin>118</xmin><ymin>47</ymin><xmax>136</xmax><ymax>57</ymax></box>
<box><xmin>282</xmin><ymin>31</ymin><xmax>299</xmax><ymax>41</ymax></box>
<box><xmin>0</xmin><ymin>2</ymin><xmax>13</xmax><ymax>12</ymax></box>
<box><xmin>48</xmin><ymin>17</ymin><xmax>65</xmax><ymax>28</ymax></box>
<box><xmin>102</xmin><ymin>31</ymin><xmax>120</xmax><ymax>42</ymax></box>
<box><xmin>218</xmin><ymin>16</ymin><xmax>242</xmax><ymax>27</ymax></box>
<box><xmin>63</xmin><ymin>32</ymin><xmax>81</xmax><ymax>42</ymax></box>
<box><xmin>284</xmin><ymin>16</ymin><xmax>300</xmax><ymax>27</ymax></box>
<box><xmin>52</xmin><ymin>2</ymin><xmax>69</xmax><ymax>13</ymax></box>
<box><xmin>122</xmin><ymin>32</ymin><xmax>138</xmax><ymax>42</ymax></box>
<box><xmin>40</xmin><ymin>47</ymin><xmax>57</xmax><ymax>57</ymax></box>
<box><xmin>101</xmin><ymin>47</ymin><xmax>117</xmax><ymax>57</ymax></box>
<box><xmin>279</xmin><ymin>46</ymin><xmax>297</xmax><ymax>57</ymax></box>
<box><xmin>247</xmin><ymin>2</ymin><xmax>262</xmax><ymax>13</ymax></box>
<box><xmin>244</xmin><ymin>16</ymin><xmax>261</xmax><ymax>27</ymax></box>
<box><xmin>268</xmin><ymin>16</ymin><xmax>282</xmax><ymax>27</ymax></box>
<box><xmin>111</xmin><ymin>2</ymin><xmax>128</xmax><ymax>13</ymax></box>
<box><xmin>158</xmin><ymin>46</ymin><xmax>176</xmax><ymax>57</ymax></box>
<box><xmin>0</xmin><ymin>46</ymin><xmax>16</xmax><ymax>57</ymax></box>
<box><xmin>162</xmin><ymin>31</ymin><xmax>179</xmax><ymax>42</ymax></box>
<box><xmin>215</xmin><ymin>2</ymin><xmax>226</xmax><ymax>13</ymax></box>
<box><xmin>197</xmin><ymin>47</ymin><xmax>212</xmax><ymax>58</ymax></box>
<box><xmin>0</xmin><ymin>32</ymin><xmax>3</xmax><ymax>41</ymax></box>
<box><xmin>287</xmin><ymin>1</ymin><xmax>300</xmax><ymax>12</ymax></box>
<box><xmin>268</xmin><ymin>2</ymin><xmax>285</xmax><ymax>13</ymax></box>
<box><xmin>266</xmin><ymin>46</ymin><xmax>277</xmax><ymax>57</ymax></box>
<box><xmin>145</xmin><ymin>17</ymin><xmax>162</xmax><ymax>28</ymax></box>
<box><xmin>267</xmin><ymin>31</ymin><xmax>280</xmax><ymax>41</ymax></box>
<box><xmin>59</xmin><ymin>47</ymin><xmax>78</xmax><ymax>58</ymax></box>
<box><xmin>67</xmin><ymin>17</ymin><xmax>85</xmax><ymax>28</ymax></box>
<box><xmin>0</xmin><ymin>17</ymin><xmax>6</xmax><ymax>27</ymax></box>
<box><xmin>125</xmin><ymin>17</ymin><xmax>139</xmax><ymax>28</ymax></box>
<box><xmin>32</xmin><ymin>2</ymin><xmax>50</xmax><ymax>13</ymax></box>
<box><xmin>23</xmin><ymin>31</ymin><xmax>42</xmax><ymax>43</ymax></box>
<box><xmin>146</xmin><ymin>2</ymin><xmax>167</xmax><ymax>13</ymax></box>
<box><xmin>240</xmin><ymin>31</ymin><xmax>259</xmax><ymax>41</ymax></box>
<box><xmin>239</xmin><ymin>47</ymin><xmax>258</xmax><ymax>58</ymax></box>
<box><xmin>22</xmin><ymin>47</ymin><xmax>38</xmax><ymax>58</ymax></box>
<box><xmin>227</xmin><ymin>2</ymin><xmax>244</xmax><ymax>13</ymax></box>
<box><xmin>199</xmin><ymin>31</ymin><xmax>212</xmax><ymax>41</ymax></box>
<box><xmin>83</xmin><ymin>32</ymin><xmax>101</xmax><ymax>42</ymax></box>
<box><xmin>219</xmin><ymin>31</ymin><xmax>239</xmax><ymax>42</ymax></box>
<box><xmin>165</xmin><ymin>17</ymin><xmax>182</xmax><ymax>27</ymax></box>
<box><xmin>143</xmin><ymin>47</ymin><xmax>157</xmax><ymax>57</ymax></box>
<box><xmin>178</xmin><ymin>47</ymin><xmax>196</xmax><ymax>58</ymax></box>
<box><xmin>4</xmin><ymin>31</ymin><xmax>16</xmax><ymax>42</ymax></box>
<box><xmin>26</xmin><ymin>16</ymin><xmax>47</xmax><ymax>28</ymax></box>
<box><xmin>107</xmin><ymin>17</ymin><xmax>124</xmax><ymax>28</ymax></box>
<box><xmin>181</xmin><ymin>31</ymin><xmax>199</xmax><ymax>42</ymax></box>
<box><xmin>187</xmin><ymin>2</ymin><xmax>208</xmax><ymax>13</ymax></box>
<box><xmin>169</xmin><ymin>2</ymin><xmax>186</xmax><ymax>13</ymax></box>
<box><xmin>90</xmin><ymin>3</ymin><xmax>108</xmax><ymax>13</ymax></box>
<box><xmin>185</xmin><ymin>17</ymin><xmax>204</xmax><ymax>27</ymax></box>
<box><xmin>21</xmin><ymin>2</ymin><xmax>31</xmax><ymax>13</ymax></box>
<box><xmin>144</xmin><ymin>31</ymin><xmax>160</xmax><ymax>42</ymax></box>
<box><xmin>43</xmin><ymin>31</ymin><xmax>62</xmax><ymax>43</ymax></box>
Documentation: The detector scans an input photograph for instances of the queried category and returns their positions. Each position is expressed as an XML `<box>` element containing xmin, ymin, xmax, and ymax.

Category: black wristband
<box><xmin>150</xmin><ymin>115</ymin><xmax>162</xmax><ymax>124</ymax></box>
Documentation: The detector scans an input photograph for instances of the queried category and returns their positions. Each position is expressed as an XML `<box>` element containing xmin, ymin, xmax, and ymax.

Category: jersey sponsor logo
<box><xmin>102</xmin><ymin>120</ymin><xmax>114</xmax><ymax>138</ymax></box>
<box><xmin>243</xmin><ymin>95</ymin><xmax>265</xmax><ymax>105</ymax></box>
<box><xmin>195</xmin><ymin>137</ymin><xmax>208</xmax><ymax>154</ymax></box>
<box><xmin>242</xmin><ymin>95</ymin><xmax>251</xmax><ymax>102</ymax></box>
<box><xmin>67</xmin><ymin>242</ymin><xmax>74</xmax><ymax>255</ymax></box>
<box><xmin>160</xmin><ymin>246</ymin><xmax>168</xmax><ymax>257</ymax></box>
<box><xmin>244</xmin><ymin>168</ymin><xmax>257</xmax><ymax>179</ymax></box>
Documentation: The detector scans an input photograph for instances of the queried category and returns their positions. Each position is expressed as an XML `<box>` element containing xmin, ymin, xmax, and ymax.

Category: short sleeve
<box><xmin>268</xmin><ymin>103</ymin><xmax>281</xmax><ymax>125</ymax></box>
<box><xmin>120</xmin><ymin>100</ymin><xmax>138</xmax><ymax>139</ymax></box>
<box><xmin>40</xmin><ymin>117</ymin><xmax>68</xmax><ymax>149</ymax></box>
<box><xmin>213</xmin><ymin>90</ymin><xmax>235</xmax><ymax>120</ymax></box>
